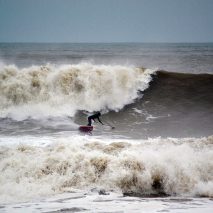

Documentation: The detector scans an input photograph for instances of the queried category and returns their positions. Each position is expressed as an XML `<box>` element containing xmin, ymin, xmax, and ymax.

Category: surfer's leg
<box><xmin>87</xmin><ymin>117</ymin><xmax>92</xmax><ymax>126</ymax></box>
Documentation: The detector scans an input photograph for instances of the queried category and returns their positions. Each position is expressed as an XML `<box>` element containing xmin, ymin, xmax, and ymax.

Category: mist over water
<box><xmin>1</xmin><ymin>43</ymin><xmax>213</xmax><ymax>73</ymax></box>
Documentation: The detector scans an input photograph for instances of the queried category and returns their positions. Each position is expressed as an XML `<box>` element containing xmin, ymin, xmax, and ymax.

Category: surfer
<box><xmin>87</xmin><ymin>112</ymin><xmax>104</xmax><ymax>126</ymax></box>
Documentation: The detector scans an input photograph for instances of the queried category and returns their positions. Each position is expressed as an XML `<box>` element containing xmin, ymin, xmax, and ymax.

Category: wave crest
<box><xmin>0</xmin><ymin>63</ymin><xmax>155</xmax><ymax>120</ymax></box>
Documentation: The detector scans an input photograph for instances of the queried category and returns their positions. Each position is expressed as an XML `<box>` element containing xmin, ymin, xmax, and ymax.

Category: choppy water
<box><xmin>0</xmin><ymin>43</ymin><xmax>213</xmax><ymax>212</ymax></box>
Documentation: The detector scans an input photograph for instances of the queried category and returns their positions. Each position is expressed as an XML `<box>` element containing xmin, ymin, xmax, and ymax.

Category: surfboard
<box><xmin>79</xmin><ymin>126</ymin><xmax>93</xmax><ymax>132</ymax></box>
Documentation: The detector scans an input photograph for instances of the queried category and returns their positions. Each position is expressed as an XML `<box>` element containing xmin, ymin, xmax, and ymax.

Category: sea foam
<box><xmin>0</xmin><ymin>135</ymin><xmax>212</xmax><ymax>203</ymax></box>
<box><xmin>0</xmin><ymin>63</ymin><xmax>155</xmax><ymax>120</ymax></box>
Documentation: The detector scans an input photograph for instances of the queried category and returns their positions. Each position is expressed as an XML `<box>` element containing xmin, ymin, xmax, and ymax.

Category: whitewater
<box><xmin>0</xmin><ymin>63</ymin><xmax>154</xmax><ymax>120</ymax></box>
<box><xmin>0</xmin><ymin>43</ymin><xmax>213</xmax><ymax>213</ymax></box>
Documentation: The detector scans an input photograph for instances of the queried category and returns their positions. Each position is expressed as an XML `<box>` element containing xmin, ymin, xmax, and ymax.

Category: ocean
<box><xmin>0</xmin><ymin>43</ymin><xmax>213</xmax><ymax>212</ymax></box>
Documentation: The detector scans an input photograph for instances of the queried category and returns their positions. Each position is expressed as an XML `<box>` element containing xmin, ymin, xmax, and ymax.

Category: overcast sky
<box><xmin>0</xmin><ymin>0</ymin><xmax>213</xmax><ymax>42</ymax></box>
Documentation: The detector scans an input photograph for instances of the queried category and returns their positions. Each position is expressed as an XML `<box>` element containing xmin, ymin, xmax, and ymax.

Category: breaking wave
<box><xmin>0</xmin><ymin>136</ymin><xmax>213</xmax><ymax>203</ymax></box>
<box><xmin>0</xmin><ymin>63</ymin><xmax>155</xmax><ymax>120</ymax></box>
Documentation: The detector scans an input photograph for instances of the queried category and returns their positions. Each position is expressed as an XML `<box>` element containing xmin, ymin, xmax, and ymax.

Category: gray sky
<box><xmin>0</xmin><ymin>0</ymin><xmax>213</xmax><ymax>42</ymax></box>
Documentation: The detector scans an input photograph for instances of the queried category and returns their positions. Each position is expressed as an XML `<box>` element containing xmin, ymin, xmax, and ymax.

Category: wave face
<box><xmin>0</xmin><ymin>136</ymin><xmax>213</xmax><ymax>203</ymax></box>
<box><xmin>74</xmin><ymin>70</ymin><xmax>213</xmax><ymax>138</ymax></box>
<box><xmin>0</xmin><ymin>63</ymin><xmax>154</xmax><ymax>120</ymax></box>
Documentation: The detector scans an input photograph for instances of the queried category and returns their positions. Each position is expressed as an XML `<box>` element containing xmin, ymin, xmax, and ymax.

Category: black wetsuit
<box><xmin>87</xmin><ymin>112</ymin><xmax>103</xmax><ymax>126</ymax></box>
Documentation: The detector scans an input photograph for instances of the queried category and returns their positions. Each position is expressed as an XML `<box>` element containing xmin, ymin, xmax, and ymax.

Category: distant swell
<box><xmin>0</xmin><ymin>63</ymin><xmax>154</xmax><ymax>120</ymax></box>
<box><xmin>147</xmin><ymin>70</ymin><xmax>213</xmax><ymax>106</ymax></box>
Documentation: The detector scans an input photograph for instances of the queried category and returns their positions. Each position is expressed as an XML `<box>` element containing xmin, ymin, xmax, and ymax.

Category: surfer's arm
<box><xmin>97</xmin><ymin>117</ymin><xmax>104</xmax><ymax>125</ymax></box>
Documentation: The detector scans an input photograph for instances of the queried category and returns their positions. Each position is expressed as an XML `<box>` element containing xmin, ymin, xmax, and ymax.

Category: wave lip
<box><xmin>0</xmin><ymin>63</ymin><xmax>155</xmax><ymax>120</ymax></box>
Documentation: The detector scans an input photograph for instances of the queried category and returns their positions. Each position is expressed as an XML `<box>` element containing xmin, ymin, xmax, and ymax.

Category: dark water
<box><xmin>76</xmin><ymin>71</ymin><xmax>213</xmax><ymax>138</ymax></box>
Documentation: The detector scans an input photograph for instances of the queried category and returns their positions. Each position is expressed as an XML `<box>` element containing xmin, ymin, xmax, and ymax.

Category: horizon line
<box><xmin>0</xmin><ymin>41</ymin><xmax>213</xmax><ymax>44</ymax></box>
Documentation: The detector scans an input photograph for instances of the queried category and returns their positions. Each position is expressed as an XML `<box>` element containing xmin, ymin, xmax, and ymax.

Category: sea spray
<box><xmin>0</xmin><ymin>63</ymin><xmax>155</xmax><ymax>120</ymax></box>
<box><xmin>0</xmin><ymin>135</ymin><xmax>212</xmax><ymax>203</ymax></box>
